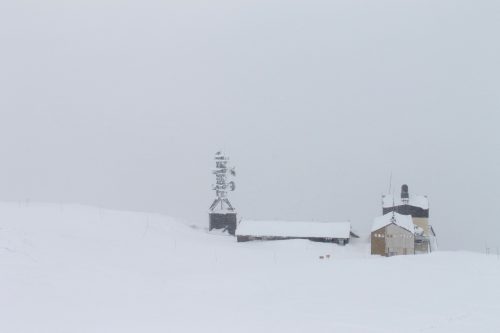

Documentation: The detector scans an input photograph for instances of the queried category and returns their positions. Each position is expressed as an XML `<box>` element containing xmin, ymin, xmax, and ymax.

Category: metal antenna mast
<box><xmin>388</xmin><ymin>171</ymin><xmax>393</xmax><ymax>194</ymax></box>
<box><xmin>209</xmin><ymin>151</ymin><xmax>236</xmax><ymax>212</ymax></box>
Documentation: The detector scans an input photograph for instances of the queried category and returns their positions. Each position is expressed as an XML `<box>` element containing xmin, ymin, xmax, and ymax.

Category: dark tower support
<box><xmin>209</xmin><ymin>212</ymin><xmax>237</xmax><ymax>235</ymax></box>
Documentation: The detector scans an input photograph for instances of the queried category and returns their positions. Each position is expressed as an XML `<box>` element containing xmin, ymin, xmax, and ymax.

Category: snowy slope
<box><xmin>1</xmin><ymin>202</ymin><xmax>499</xmax><ymax>333</ymax></box>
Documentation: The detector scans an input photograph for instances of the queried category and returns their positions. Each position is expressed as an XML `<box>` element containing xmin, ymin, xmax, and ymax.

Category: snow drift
<box><xmin>1</xmin><ymin>202</ymin><xmax>499</xmax><ymax>333</ymax></box>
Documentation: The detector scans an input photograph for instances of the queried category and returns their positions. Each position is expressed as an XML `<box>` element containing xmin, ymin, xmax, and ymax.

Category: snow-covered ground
<box><xmin>1</xmin><ymin>202</ymin><xmax>499</xmax><ymax>333</ymax></box>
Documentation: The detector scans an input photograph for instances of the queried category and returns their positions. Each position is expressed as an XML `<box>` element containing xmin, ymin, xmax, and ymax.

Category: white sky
<box><xmin>1</xmin><ymin>0</ymin><xmax>499</xmax><ymax>251</ymax></box>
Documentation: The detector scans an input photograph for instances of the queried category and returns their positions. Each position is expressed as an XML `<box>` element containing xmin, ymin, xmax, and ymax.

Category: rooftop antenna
<box><xmin>388</xmin><ymin>171</ymin><xmax>393</xmax><ymax>194</ymax></box>
<box><xmin>391</xmin><ymin>197</ymin><xmax>396</xmax><ymax>221</ymax></box>
<box><xmin>382</xmin><ymin>172</ymin><xmax>393</xmax><ymax>213</ymax></box>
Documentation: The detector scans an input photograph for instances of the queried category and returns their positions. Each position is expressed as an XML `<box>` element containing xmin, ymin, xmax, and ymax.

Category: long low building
<box><xmin>236</xmin><ymin>220</ymin><xmax>358</xmax><ymax>245</ymax></box>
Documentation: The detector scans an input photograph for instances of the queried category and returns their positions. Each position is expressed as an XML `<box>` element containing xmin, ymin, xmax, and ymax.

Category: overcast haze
<box><xmin>1</xmin><ymin>0</ymin><xmax>499</xmax><ymax>251</ymax></box>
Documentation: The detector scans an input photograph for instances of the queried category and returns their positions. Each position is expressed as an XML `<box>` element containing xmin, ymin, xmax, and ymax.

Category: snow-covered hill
<box><xmin>1</xmin><ymin>202</ymin><xmax>499</xmax><ymax>333</ymax></box>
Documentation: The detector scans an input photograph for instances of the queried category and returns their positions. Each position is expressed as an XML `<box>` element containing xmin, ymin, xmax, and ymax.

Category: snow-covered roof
<box><xmin>372</xmin><ymin>212</ymin><xmax>414</xmax><ymax>233</ymax></box>
<box><xmin>236</xmin><ymin>220</ymin><xmax>351</xmax><ymax>239</ymax></box>
<box><xmin>382</xmin><ymin>194</ymin><xmax>429</xmax><ymax>210</ymax></box>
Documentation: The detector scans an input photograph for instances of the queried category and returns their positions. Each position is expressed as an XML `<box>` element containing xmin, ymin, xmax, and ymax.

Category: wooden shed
<box><xmin>236</xmin><ymin>220</ymin><xmax>357</xmax><ymax>245</ymax></box>
<box><xmin>371</xmin><ymin>212</ymin><xmax>415</xmax><ymax>256</ymax></box>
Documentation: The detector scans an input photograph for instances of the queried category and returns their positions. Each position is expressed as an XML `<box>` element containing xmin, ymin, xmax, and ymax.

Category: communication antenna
<box><xmin>209</xmin><ymin>151</ymin><xmax>236</xmax><ymax>212</ymax></box>
<box><xmin>387</xmin><ymin>171</ymin><xmax>393</xmax><ymax>194</ymax></box>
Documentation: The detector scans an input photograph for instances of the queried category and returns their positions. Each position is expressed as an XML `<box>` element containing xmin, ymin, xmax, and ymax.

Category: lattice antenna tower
<box><xmin>209</xmin><ymin>151</ymin><xmax>236</xmax><ymax>212</ymax></box>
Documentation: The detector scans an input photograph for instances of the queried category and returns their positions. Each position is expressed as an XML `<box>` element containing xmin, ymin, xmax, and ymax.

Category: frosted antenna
<box><xmin>209</xmin><ymin>151</ymin><xmax>236</xmax><ymax>212</ymax></box>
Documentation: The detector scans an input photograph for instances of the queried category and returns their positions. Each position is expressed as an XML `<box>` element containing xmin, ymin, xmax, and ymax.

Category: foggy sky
<box><xmin>1</xmin><ymin>0</ymin><xmax>499</xmax><ymax>251</ymax></box>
